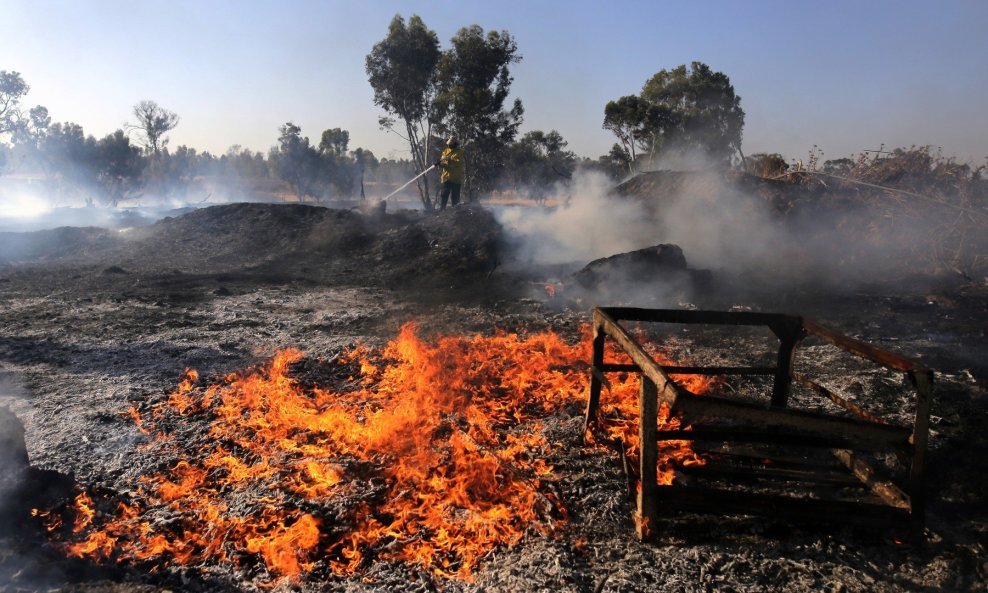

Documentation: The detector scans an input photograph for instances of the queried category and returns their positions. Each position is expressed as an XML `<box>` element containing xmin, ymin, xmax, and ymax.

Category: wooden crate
<box><xmin>583</xmin><ymin>308</ymin><xmax>932</xmax><ymax>538</ymax></box>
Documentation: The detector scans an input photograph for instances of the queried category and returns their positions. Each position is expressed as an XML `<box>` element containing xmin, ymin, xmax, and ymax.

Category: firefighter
<box><xmin>435</xmin><ymin>136</ymin><xmax>465</xmax><ymax>210</ymax></box>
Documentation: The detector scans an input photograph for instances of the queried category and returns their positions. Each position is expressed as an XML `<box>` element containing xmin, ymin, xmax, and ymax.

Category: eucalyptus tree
<box><xmin>0</xmin><ymin>70</ymin><xmax>30</xmax><ymax>135</ymax></box>
<box><xmin>94</xmin><ymin>129</ymin><xmax>144</xmax><ymax>205</ymax></box>
<box><xmin>318</xmin><ymin>128</ymin><xmax>350</xmax><ymax>157</ymax></box>
<box><xmin>640</xmin><ymin>62</ymin><xmax>744</xmax><ymax>165</ymax></box>
<box><xmin>366</xmin><ymin>14</ymin><xmax>441</xmax><ymax>208</ymax></box>
<box><xmin>367</xmin><ymin>16</ymin><xmax>525</xmax><ymax>205</ymax></box>
<box><xmin>272</xmin><ymin>122</ymin><xmax>321</xmax><ymax>199</ymax></box>
<box><xmin>602</xmin><ymin>95</ymin><xmax>669</xmax><ymax>172</ymax></box>
<box><xmin>130</xmin><ymin>100</ymin><xmax>179</xmax><ymax>155</ymax></box>
<box><xmin>604</xmin><ymin>62</ymin><xmax>744</xmax><ymax>168</ymax></box>
<box><xmin>433</xmin><ymin>25</ymin><xmax>523</xmax><ymax>200</ymax></box>
<box><xmin>505</xmin><ymin>130</ymin><xmax>576</xmax><ymax>201</ymax></box>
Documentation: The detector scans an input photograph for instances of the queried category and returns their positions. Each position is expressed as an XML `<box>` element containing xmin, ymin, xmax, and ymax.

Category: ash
<box><xmin>0</xmin><ymin>203</ymin><xmax>985</xmax><ymax>593</ymax></box>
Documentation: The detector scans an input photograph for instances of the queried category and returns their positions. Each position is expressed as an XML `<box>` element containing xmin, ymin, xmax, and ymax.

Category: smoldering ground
<box><xmin>493</xmin><ymin>166</ymin><xmax>969</xmax><ymax>306</ymax></box>
<box><xmin>0</xmin><ymin>183</ymin><xmax>985</xmax><ymax>592</ymax></box>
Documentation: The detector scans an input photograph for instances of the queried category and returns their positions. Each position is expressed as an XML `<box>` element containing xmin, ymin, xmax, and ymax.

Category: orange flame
<box><xmin>46</xmin><ymin>323</ymin><xmax>712</xmax><ymax>583</ymax></box>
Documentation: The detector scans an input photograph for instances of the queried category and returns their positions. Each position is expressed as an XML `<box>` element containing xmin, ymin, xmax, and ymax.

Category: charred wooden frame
<box><xmin>583</xmin><ymin>307</ymin><xmax>932</xmax><ymax>538</ymax></box>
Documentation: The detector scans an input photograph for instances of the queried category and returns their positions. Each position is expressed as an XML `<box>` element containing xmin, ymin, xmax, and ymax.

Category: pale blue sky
<box><xmin>3</xmin><ymin>0</ymin><xmax>986</xmax><ymax>163</ymax></box>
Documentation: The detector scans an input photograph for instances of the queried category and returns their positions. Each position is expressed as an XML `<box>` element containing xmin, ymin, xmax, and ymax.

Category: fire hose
<box><xmin>382</xmin><ymin>164</ymin><xmax>436</xmax><ymax>201</ymax></box>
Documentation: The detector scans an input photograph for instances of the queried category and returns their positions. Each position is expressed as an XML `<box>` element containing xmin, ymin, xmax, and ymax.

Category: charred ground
<box><xmin>0</xmin><ymin>183</ymin><xmax>986</xmax><ymax>592</ymax></box>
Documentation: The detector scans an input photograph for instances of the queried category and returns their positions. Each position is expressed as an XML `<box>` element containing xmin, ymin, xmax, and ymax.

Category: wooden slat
<box><xmin>802</xmin><ymin>318</ymin><xmax>929</xmax><ymax>373</ymax></box>
<box><xmin>681</xmin><ymin>462</ymin><xmax>862</xmax><ymax>487</ymax></box>
<box><xmin>600</xmin><ymin>363</ymin><xmax>777</xmax><ymax>376</ymax></box>
<box><xmin>653</xmin><ymin>427</ymin><xmax>901</xmax><ymax>452</ymax></box>
<box><xmin>793</xmin><ymin>372</ymin><xmax>888</xmax><ymax>424</ymax></box>
<box><xmin>698</xmin><ymin>447</ymin><xmax>838</xmax><ymax>472</ymax></box>
<box><xmin>638</xmin><ymin>377</ymin><xmax>659</xmax><ymax>540</ymax></box>
<box><xmin>653</xmin><ymin>485</ymin><xmax>910</xmax><ymax>528</ymax></box>
<box><xmin>674</xmin><ymin>393</ymin><xmax>912</xmax><ymax>451</ymax></box>
<box><xmin>832</xmin><ymin>449</ymin><xmax>911</xmax><ymax>510</ymax></box>
<box><xmin>583</xmin><ymin>321</ymin><xmax>607</xmax><ymax>437</ymax></box>
<box><xmin>908</xmin><ymin>370</ymin><xmax>934</xmax><ymax>521</ymax></box>
<box><xmin>771</xmin><ymin>319</ymin><xmax>804</xmax><ymax>407</ymax></box>
<box><xmin>598</xmin><ymin>307</ymin><xmax>797</xmax><ymax>328</ymax></box>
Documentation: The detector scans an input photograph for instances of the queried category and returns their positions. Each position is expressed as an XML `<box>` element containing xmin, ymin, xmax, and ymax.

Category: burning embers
<box><xmin>38</xmin><ymin>323</ymin><xmax>711</xmax><ymax>585</ymax></box>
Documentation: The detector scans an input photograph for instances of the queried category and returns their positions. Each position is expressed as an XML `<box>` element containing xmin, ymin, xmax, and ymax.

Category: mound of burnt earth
<box><xmin>615</xmin><ymin>169</ymin><xmax>987</xmax><ymax>288</ymax></box>
<box><xmin>616</xmin><ymin>170</ymin><xmax>806</xmax><ymax>214</ymax></box>
<box><xmin>616</xmin><ymin>169</ymin><xmax>722</xmax><ymax>200</ymax></box>
<box><xmin>365</xmin><ymin>205</ymin><xmax>501</xmax><ymax>291</ymax></box>
<box><xmin>568</xmin><ymin>243</ymin><xmax>711</xmax><ymax>303</ymax></box>
<box><xmin>0</xmin><ymin>203</ymin><xmax>504</xmax><ymax>298</ymax></box>
<box><xmin>0</xmin><ymin>227</ymin><xmax>121</xmax><ymax>265</ymax></box>
<box><xmin>122</xmin><ymin>202</ymin><xmax>500</xmax><ymax>278</ymax></box>
<box><xmin>123</xmin><ymin>202</ymin><xmax>339</xmax><ymax>270</ymax></box>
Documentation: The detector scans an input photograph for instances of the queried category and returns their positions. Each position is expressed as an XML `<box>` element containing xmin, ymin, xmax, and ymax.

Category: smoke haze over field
<box><xmin>494</xmin><ymin>166</ymin><xmax>962</xmax><ymax>293</ymax></box>
<box><xmin>493</xmin><ymin>169</ymin><xmax>787</xmax><ymax>271</ymax></box>
<box><xmin>495</xmin><ymin>172</ymin><xmax>658</xmax><ymax>265</ymax></box>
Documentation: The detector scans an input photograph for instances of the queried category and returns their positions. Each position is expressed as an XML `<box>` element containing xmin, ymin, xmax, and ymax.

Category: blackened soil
<box><xmin>0</xmin><ymin>202</ymin><xmax>986</xmax><ymax>592</ymax></box>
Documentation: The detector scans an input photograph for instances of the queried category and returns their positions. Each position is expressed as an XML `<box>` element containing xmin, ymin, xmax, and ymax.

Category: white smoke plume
<box><xmin>494</xmin><ymin>170</ymin><xmax>658</xmax><ymax>266</ymax></box>
<box><xmin>494</xmin><ymin>162</ymin><xmax>955</xmax><ymax>298</ymax></box>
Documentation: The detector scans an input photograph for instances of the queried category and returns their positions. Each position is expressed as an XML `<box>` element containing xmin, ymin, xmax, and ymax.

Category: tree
<box><xmin>640</xmin><ymin>62</ymin><xmax>744</xmax><ymax>165</ymax></box>
<box><xmin>272</xmin><ymin>122</ymin><xmax>321</xmax><ymax>199</ymax></box>
<box><xmin>746</xmin><ymin>153</ymin><xmax>789</xmax><ymax>177</ymax></box>
<box><xmin>603</xmin><ymin>62</ymin><xmax>744</xmax><ymax>168</ymax></box>
<box><xmin>271</xmin><ymin>123</ymin><xmax>356</xmax><ymax>200</ymax></box>
<box><xmin>505</xmin><ymin>130</ymin><xmax>576</xmax><ymax>202</ymax></box>
<box><xmin>129</xmin><ymin>100</ymin><xmax>179</xmax><ymax>154</ymax></box>
<box><xmin>9</xmin><ymin>105</ymin><xmax>51</xmax><ymax>163</ymax></box>
<box><xmin>319</xmin><ymin>128</ymin><xmax>350</xmax><ymax>157</ymax></box>
<box><xmin>602</xmin><ymin>95</ymin><xmax>674</xmax><ymax>172</ymax></box>
<box><xmin>94</xmin><ymin>129</ymin><xmax>144</xmax><ymax>205</ymax></box>
<box><xmin>0</xmin><ymin>70</ymin><xmax>30</xmax><ymax>135</ymax></box>
<box><xmin>351</xmin><ymin>147</ymin><xmax>378</xmax><ymax>199</ymax></box>
<box><xmin>433</xmin><ymin>25</ymin><xmax>524</xmax><ymax>200</ymax></box>
<box><xmin>366</xmin><ymin>14</ymin><xmax>441</xmax><ymax>208</ymax></box>
<box><xmin>38</xmin><ymin>122</ymin><xmax>95</xmax><ymax>192</ymax></box>
<box><xmin>592</xmin><ymin>145</ymin><xmax>633</xmax><ymax>180</ymax></box>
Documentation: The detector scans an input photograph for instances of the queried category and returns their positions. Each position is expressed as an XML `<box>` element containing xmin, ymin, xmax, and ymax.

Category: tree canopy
<box><xmin>319</xmin><ymin>128</ymin><xmax>350</xmax><ymax>157</ymax></box>
<box><xmin>433</xmin><ymin>24</ymin><xmax>524</xmax><ymax>200</ymax></box>
<box><xmin>367</xmin><ymin>15</ymin><xmax>524</xmax><ymax>206</ymax></box>
<box><xmin>0</xmin><ymin>70</ymin><xmax>33</xmax><ymax>136</ymax></box>
<box><xmin>130</xmin><ymin>100</ymin><xmax>180</xmax><ymax>154</ymax></box>
<box><xmin>366</xmin><ymin>14</ymin><xmax>441</xmax><ymax>208</ymax></box>
<box><xmin>602</xmin><ymin>95</ymin><xmax>675</xmax><ymax>172</ymax></box>
<box><xmin>604</xmin><ymin>61</ymin><xmax>744</xmax><ymax>169</ymax></box>
<box><xmin>505</xmin><ymin>130</ymin><xmax>576</xmax><ymax>202</ymax></box>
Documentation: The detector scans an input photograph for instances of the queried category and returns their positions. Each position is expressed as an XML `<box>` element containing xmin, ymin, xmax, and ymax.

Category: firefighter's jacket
<box><xmin>439</xmin><ymin>147</ymin><xmax>465</xmax><ymax>184</ymax></box>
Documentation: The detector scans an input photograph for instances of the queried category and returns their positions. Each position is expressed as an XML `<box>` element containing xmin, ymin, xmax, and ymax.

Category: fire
<box><xmin>592</xmin><ymin>338</ymin><xmax>712</xmax><ymax>486</ymax></box>
<box><xmin>42</xmin><ymin>323</ymin><xmax>712</xmax><ymax>584</ymax></box>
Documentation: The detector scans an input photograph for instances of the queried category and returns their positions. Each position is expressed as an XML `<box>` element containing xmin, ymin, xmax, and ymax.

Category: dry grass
<box><xmin>775</xmin><ymin>146</ymin><xmax>988</xmax><ymax>280</ymax></box>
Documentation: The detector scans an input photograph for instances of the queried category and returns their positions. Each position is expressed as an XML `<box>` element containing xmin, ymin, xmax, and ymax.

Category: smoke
<box><xmin>495</xmin><ymin>160</ymin><xmax>958</xmax><ymax>303</ymax></box>
<box><xmin>650</xmin><ymin>177</ymin><xmax>792</xmax><ymax>274</ymax></box>
<box><xmin>494</xmin><ymin>170</ymin><xmax>658</xmax><ymax>266</ymax></box>
<box><xmin>0</xmin><ymin>374</ymin><xmax>31</xmax><ymax>528</ymax></box>
<box><xmin>492</xmin><ymin>166</ymin><xmax>785</xmax><ymax>277</ymax></box>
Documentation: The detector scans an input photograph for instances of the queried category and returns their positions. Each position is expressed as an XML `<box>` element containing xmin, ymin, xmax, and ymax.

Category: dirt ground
<box><xmin>0</xmin><ymin>201</ymin><xmax>986</xmax><ymax>592</ymax></box>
